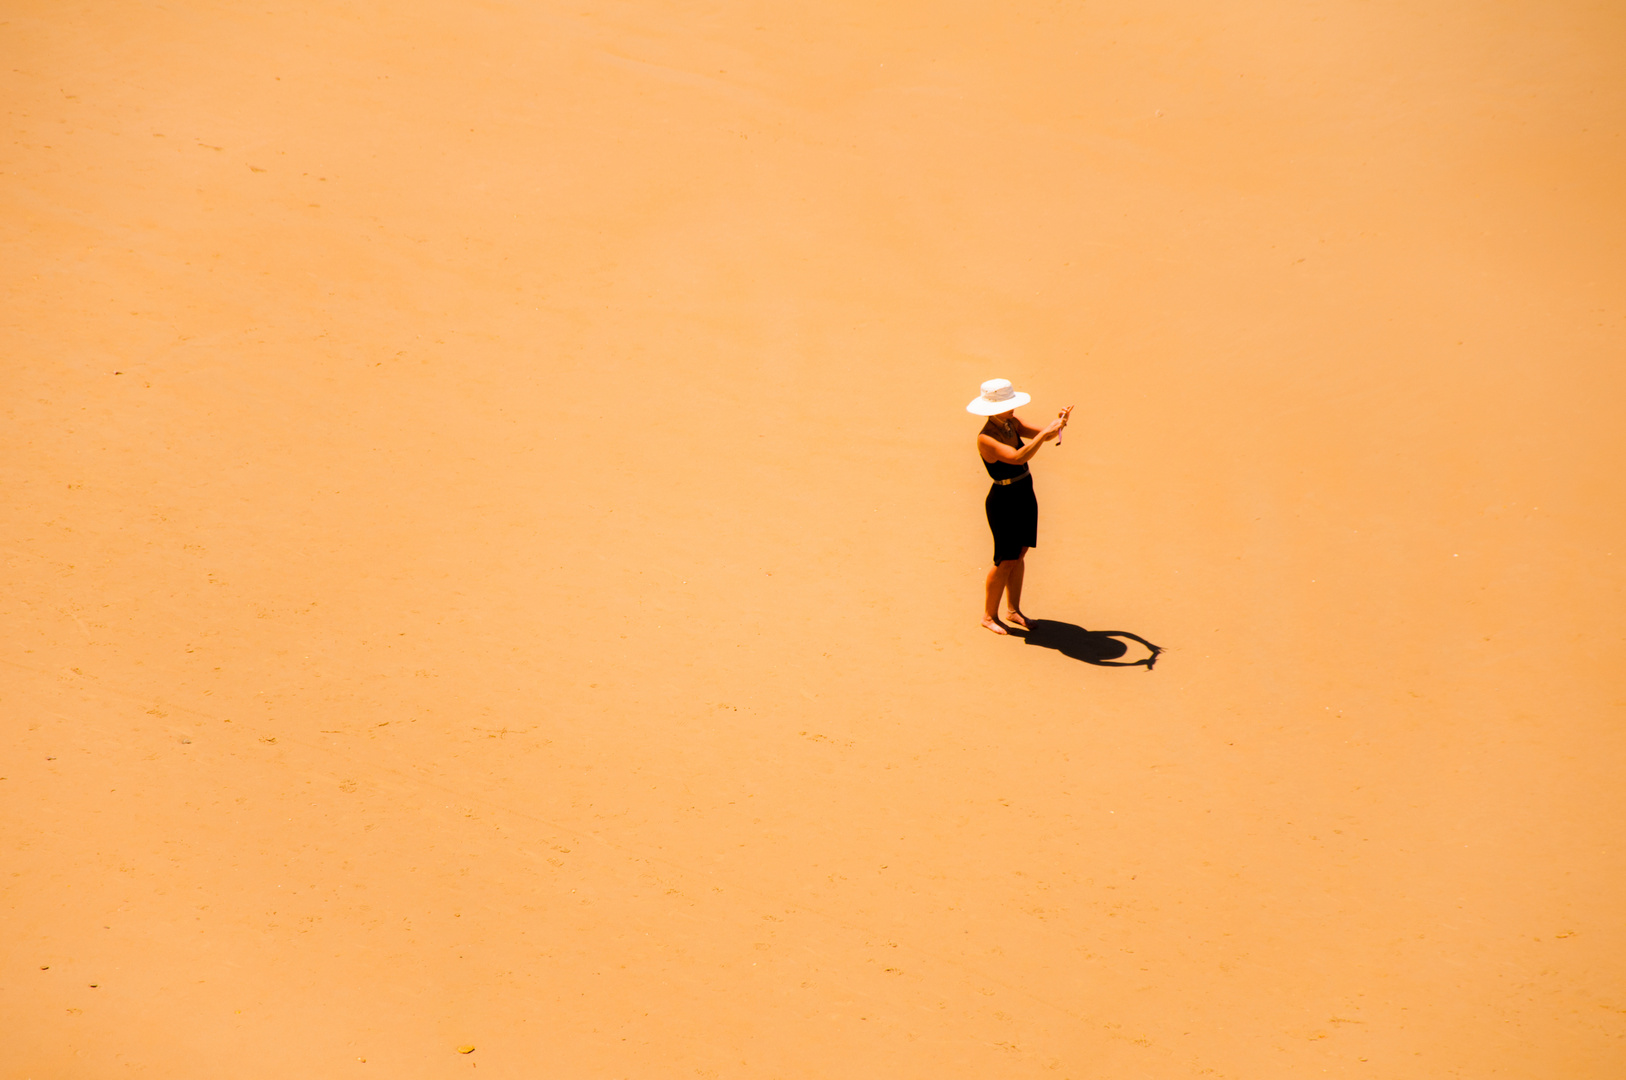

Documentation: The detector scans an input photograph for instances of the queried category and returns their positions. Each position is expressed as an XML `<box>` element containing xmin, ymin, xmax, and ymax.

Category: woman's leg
<box><xmin>982</xmin><ymin>560</ymin><xmax>1014</xmax><ymax>633</ymax></box>
<box><xmin>1004</xmin><ymin>551</ymin><xmax>1030</xmax><ymax>628</ymax></box>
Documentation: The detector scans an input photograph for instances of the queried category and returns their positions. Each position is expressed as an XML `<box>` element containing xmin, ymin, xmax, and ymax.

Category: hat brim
<box><xmin>966</xmin><ymin>391</ymin><xmax>1031</xmax><ymax>415</ymax></box>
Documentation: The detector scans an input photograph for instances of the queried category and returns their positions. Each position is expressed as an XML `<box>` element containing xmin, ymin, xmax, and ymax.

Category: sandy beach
<box><xmin>4</xmin><ymin>1</ymin><xmax>1624</xmax><ymax>1076</ymax></box>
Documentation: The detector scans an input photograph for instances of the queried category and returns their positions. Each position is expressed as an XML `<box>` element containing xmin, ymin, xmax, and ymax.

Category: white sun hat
<box><xmin>966</xmin><ymin>378</ymin><xmax>1031</xmax><ymax>415</ymax></box>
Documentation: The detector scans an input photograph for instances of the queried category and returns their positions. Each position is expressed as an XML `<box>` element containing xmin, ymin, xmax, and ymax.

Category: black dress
<box><xmin>983</xmin><ymin>436</ymin><xmax>1037</xmax><ymax>565</ymax></box>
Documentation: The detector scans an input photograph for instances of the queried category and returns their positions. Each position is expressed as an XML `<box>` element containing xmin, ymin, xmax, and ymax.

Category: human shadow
<box><xmin>1013</xmin><ymin>620</ymin><xmax>1162</xmax><ymax>669</ymax></box>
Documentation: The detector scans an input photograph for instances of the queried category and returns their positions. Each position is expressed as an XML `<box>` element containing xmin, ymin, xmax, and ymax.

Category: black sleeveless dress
<box><xmin>983</xmin><ymin>434</ymin><xmax>1037</xmax><ymax>564</ymax></box>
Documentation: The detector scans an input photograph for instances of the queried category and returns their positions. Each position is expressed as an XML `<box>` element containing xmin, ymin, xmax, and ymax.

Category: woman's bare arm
<box><xmin>1016</xmin><ymin>407</ymin><xmax>1073</xmax><ymax>439</ymax></box>
<box><xmin>978</xmin><ymin>421</ymin><xmax>1063</xmax><ymax>465</ymax></box>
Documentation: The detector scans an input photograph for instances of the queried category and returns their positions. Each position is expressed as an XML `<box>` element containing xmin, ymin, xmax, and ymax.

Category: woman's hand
<box><xmin>1041</xmin><ymin>418</ymin><xmax>1066</xmax><ymax>441</ymax></box>
<box><xmin>1052</xmin><ymin>405</ymin><xmax>1074</xmax><ymax>443</ymax></box>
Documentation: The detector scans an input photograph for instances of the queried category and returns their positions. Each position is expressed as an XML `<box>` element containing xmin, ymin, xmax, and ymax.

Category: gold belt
<box><xmin>992</xmin><ymin>470</ymin><xmax>1030</xmax><ymax>486</ymax></box>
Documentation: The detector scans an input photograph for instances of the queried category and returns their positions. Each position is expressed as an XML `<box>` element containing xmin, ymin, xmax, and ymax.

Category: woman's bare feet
<box><xmin>1004</xmin><ymin>609</ymin><xmax>1032</xmax><ymax>631</ymax></box>
<box><xmin>981</xmin><ymin>615</ymin><xmax>1008</xmax><ymax>635</ymax></box>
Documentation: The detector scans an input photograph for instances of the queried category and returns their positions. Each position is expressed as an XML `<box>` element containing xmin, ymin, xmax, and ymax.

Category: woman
<box><xmin>967</xmin><ymin>379</ymin><xmax>1072</xmax><ymax>635</ymax></box>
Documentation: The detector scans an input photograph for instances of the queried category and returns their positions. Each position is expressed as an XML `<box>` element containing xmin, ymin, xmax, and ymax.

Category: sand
<box><xmin>4</xmin><ymin>1</ymin><xmax>1624</xmax><ymax>1076</ymax></box>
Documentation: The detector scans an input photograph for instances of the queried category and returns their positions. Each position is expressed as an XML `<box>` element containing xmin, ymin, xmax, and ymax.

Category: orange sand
<box><xmin>4</xmin><ymin>2</ymin><xmax>1624</xmax><ymax>1077</ymax></box>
